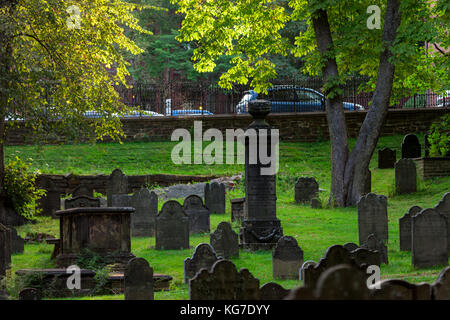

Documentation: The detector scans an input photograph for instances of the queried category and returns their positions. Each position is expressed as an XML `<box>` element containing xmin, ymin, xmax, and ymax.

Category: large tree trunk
<box><xmin>310</xmin><ymin>0</ymin><xmax>402</xmax><ymax>206</ymax></box>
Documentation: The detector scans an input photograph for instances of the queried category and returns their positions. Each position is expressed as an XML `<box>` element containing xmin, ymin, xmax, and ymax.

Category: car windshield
<box><xmin>295</xmin><ymin>89</ymin><xmax>321</xmax><ymax>102</ymax></box>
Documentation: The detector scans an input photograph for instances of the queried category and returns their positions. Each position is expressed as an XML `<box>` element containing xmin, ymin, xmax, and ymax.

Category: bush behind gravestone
<box><xmin>4</xmin><ymin>157</ymin><xmax>46</xmax><ymax>219</ymax></box>
<box><xmin>428</xmin><ymin>114</ymin><xmax>449</xmax><ymax>157</ymax></box>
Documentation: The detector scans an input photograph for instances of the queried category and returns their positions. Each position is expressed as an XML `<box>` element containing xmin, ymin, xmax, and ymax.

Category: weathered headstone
<box><xmin>155</xmin><ymin>200</ymin><xmax>189</xmax><ymax>250</ymax></box>
<box><xmin>350</xmin><ymin>247</ymin><xmax>382</xmax><ymax>267</ymax></box>
<box><xmin>361</xmin><ymin>234</ymin><xmax>388</xmax><ymax>264</ymax></box>
<box><xmin>9</xmin><ymin>227</ymin><xmax>24</xmax><ymax>254</ymax></box>
<box><xmin>401</xmin><ymin>134</ymin><xmax>421</xmax><ymax>159</ymax></box>
<box><xmin>189</xmin><ymin>259</ymin><xmax>260</xmax><ymax>300</ymax></box>
<box><xmin>64</xmin><ymin>195</ymin><xmax>101</xmax><ymax>209</ymax></box>
<box><xmin>412</xmin><ymin>208</ymin><xmax>448</xmax><ymax>268</ymax></box>
<box><xmin>210</xmin><ymin>222</ymin><xmax>239</xmax><ymax>259</ymax></box>
<box><xmin>378</xmin><ymin>147</ymin><xmax>396</xmax><ymax>169</ymax></box>
<box><xmin>183</xmin><ymin>195</ymin><xmax>210</xmax><ymax>234</ymax></box>
<box><xmin>72</xmin><ymin>184</ymin><xmax>93</xmax><ymax>198</ymax></box>
<box><xmin>111</xmin><ymin>194</ymin><xmax>131</xmax><ymax>207</ymax></box>
<box><xmin>370</xmin><ymin>279</ymin><xmax>432</xmax><ymax>300</ymax></box>
<box><xmin>19</xmin><ymin>288</ymin><xmax>42</xmax><ymax>300</ymax></box>
<box><xmin>399</xmin><ymin>206</ymin><xmax>422</xmax><ymax>251</ymax></box>
<box><xmin>272</xmin><ymin>236</ymin><xmax>303</xmax><ymax>280</ymax></box>
<box><xmin>432</xmin><ymin>266</ymin><xmax>450</xmax><ymax>300</ymax></box>
<box><xmin>295</xmin><ymin>177</ymin><xmax>319</xmax><ymax>204</ymax></box>
<box><xmin>124</xmin><ymin>257</ymin><xmax>154</xmax><ymax>300</ymax></box>
<box><xmin>38</xmin><ymin>177</ymin><xmax>60</xmax><ymax>217</ymax></box>
<box><xmin>357</xmin><ymin>193</ymin><xmax>388</xmax><ymax>245</ymax></box>
<box><xmin>230</xmin><ymin>197</ymin><xmax>246</xmax><ymax>222</ymax></box>
<box><xmin>130</xmin><ymin>188</ymin><xmax>158</xmax><ymax>237</ymax></box>
<box><xmin>395</xmin><ymin>159</ymin><xmax>417</xmax><ymax>194</ymax></box>
<box><xmin>434</xmin><ymin>192</ymin><xmax>450</xmax><ymax>253</ymax></box>
<box><xmin>259</xmin><ymin>282</ymin><xmax>290</xmax><ymax>300</ymax></box>
<box><xmin>184</xmin><ymin>243</ymin><xmax>221</xmax><ymax>283</ymax></box>
<box><xmin>204</xmin><ymin>182</ymin><xmax>225</xmax><ymax>214</ymax></box>
<box><xmin>107</xmin><ymin>169</ymin><xmax>128</xmax><ymax>207</ymax></box>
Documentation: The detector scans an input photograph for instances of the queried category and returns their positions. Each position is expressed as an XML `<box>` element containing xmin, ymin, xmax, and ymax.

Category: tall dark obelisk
<box><xmin>240</xmin><ymin>100</ymin><xmax>283</xmax><ymax>250</ymax></box>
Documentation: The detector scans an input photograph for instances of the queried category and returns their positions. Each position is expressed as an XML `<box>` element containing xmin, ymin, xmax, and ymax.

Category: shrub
<box><xmin>4</xmin><ymin>157</ymin><xmax>45</xmax><ymax>219</ymax></box>
<box><xmin>428</xmin><ymin>114</ymin><xmax>450</xmax><ymax>157</ymax></box>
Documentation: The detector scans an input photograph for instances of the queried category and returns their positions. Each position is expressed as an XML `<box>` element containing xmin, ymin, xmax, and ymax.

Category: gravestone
<box><xmin>272</xmin><ymin>236</ymin><xmax>304</xmax><ymax>280</ymax></box>
<box><xmin>130</xmin><ymin>189</ymin><xmax>158</xmax><ymax>237</ymax></box>
<box><xmin>72</xmin><ymin>184</ymin><xmax>93</xmax><ymax>198</ymax></box>
<box><xmin>210</xmin><ymin>222</ymin><xmax>239</xmax><ymax>259</ymax></box>
<box><xmin>9</xmin><ymin>227</ymin><xmax>24</xmax><ymax>254</ymax></box>
<box><xmin>401</xmin><ymin>134</ymin><xmax>421</xmax><ymax>159</ymax></box>
<box><xmin>155</xmin><ymin>200</ymin><xmax>189</xmax><ymax>250</ymax></box>
<box><xmin>311</xmin><ymin>198</ymin><xmax>322</xmax><ymax>209</ymax></box>
<box><xmin>370</xmin><ymin>279</ymin><xmax>431</xmax><ymax>300</ymax></box>
<box><xmin>315</xmin><ymin>265</ymin><xmax>371</xmax><ymax>300</ymax></box>
<box><xmin>184</xmin><ymin>243</ymin><xmax>221</xmax><ymax>283</ymax></box>
<box><xmin>259</xmin><ymin>282</ymin><xmax>290</xmax><ymax>300</ymax></box>
<box><xmin>295</xmin><ymin>177</ymin><xmax>319</xmax><ymax>204</ymax></box>
<box><xmin>183</xmin><ymin>195</ymin><xmax>210</xmax><ymax>234</ymax></box>
<box><xmin>361</xmin><ymin>234</ymin><xmax>388</xmax><ymax>264</ymax></box>
<box><xmin>0</xmin><ymin>223</ymin><xmax>11</xmax><ymax>276</ymax></box>
<box><xmin>343</xmin><ymin>242</ymin><xmax>359</xmax><ymax>252</ymax></box>
<box><xmin>64</xmin><ymin>195</ymin><xmax>101</xmax><ymax>209</ymax></box>
<box><xmin>230</xmin><ymin>198</ymin><xmax>246</xmax><ymax>222</ymax></box>
<box><xmin>204</xmin><ymin>182</ymin><xmax>225</xmax><ymax>214</ymax></box>
<box><xmin>357</xmin><ymin>193</ymin><xmax>388</xmax><ymax>245</ymax></box>
<box><xmin>432</xmin><ymin>266</ymin><xmax>450</xmax><ymax>300</ymax></box>
<box><xmin>299</xmin><ymin>260</ymin><xmax>316</xmax><ymax>281</ymax></box>
<box><xmin>363</xmin><ymin>169</ymin><xmax>371</xmax><ymax>195</ymax></box>
<box><xmin>350</xmin><ymin>247</ymin><xmax>382</xmax><ymax>267</ymax></box>
<box><xmin>189</xmin><ymin>259</ymin><xmax>260</xmax><ymax>300</ymax></box>
<box><xmin>378</xmin><ymin>147</ymin><xmax>396</xmax><ymax>169</ymax></box>
<box><xmin>434</xmin><ymin>192</ymin><xmax>450</xmax><ymax>253</ymax></box>
<box><xmin>38</xmin><ymin>177</ymin><xmax>60</xmax><ymax>217</ymax></box>
<box><xmin>124</xmin><ymin>257</ymin><xmax>154</xmax><ymax>300</ymax></box>
<box><xmin>412</xmin><ymin>208</ymin><xmax>448</xmax><ymax>268</ymax></box>
<box><xmin>111</xmin><ymin>194</ymin><xmax>131</xmax><ymax>207</ymax></box>
<box><xmin>107</xmin><ymin>169</ymin><xmax>128</xmax><ymax>207</ymax></box>
<box><xmin>395</xmin><ymin>159</ymin><xmax>417</xmax><ymax>194</ymax></box>
<box><xmin>19</xmin><ymin>288</ymin><xmax>42</xmax><ymax>300</ymax></box>
<box><xmin>399</xmin><ymin>206</ymin><xmax>422</xmax><ymax>251</ymax></box>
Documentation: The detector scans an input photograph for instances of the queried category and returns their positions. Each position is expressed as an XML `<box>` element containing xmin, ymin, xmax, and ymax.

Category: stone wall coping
<box><xmin>54</xmin><ymin>207</ymin><xmax>135</xmax><ymax>217</ymax></box>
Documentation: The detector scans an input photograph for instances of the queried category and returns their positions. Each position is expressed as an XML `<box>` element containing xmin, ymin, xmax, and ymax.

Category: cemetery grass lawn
<box><xmin>7</xmin><ymin>133</ymin><xmax>450</xmax><ymax>300</ymax></box>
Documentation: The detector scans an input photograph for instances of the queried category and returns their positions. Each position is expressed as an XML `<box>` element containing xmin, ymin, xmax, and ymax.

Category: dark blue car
<box><xmin>236</xmin><ymin>87</ymin><xmax>363</xmax><ymax>113</ymax></box>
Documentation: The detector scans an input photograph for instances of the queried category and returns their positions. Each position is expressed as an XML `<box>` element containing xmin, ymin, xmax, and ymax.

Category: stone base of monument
<box><xmin>239</xmin><ymin>219</ymin><xmax>283</xmax><ymax>251</ymax></box>
<box><xmin>15</xmin><ymin>269</ymin><xmax>172</xmax><ymax>297</ymax></box>
<box><xmin>56</xmin><ymin>252</ymin><xmax>136</xmax><ymax>271</ymax></box>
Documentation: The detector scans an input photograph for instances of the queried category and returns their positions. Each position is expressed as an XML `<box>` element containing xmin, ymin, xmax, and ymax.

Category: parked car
<box><xmin>235</xmin><ymin>86</ymin><xmax>364</xmax><ymax>113</ymax></box>
<box><xmin>170</xmin><ymin>109</ymin><xmax>214</xmax><ymax>116</ymax></box>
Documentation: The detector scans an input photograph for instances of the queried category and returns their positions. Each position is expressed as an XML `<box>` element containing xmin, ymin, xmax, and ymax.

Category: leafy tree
<box><xmin>175</xmin><ymin>0</ymin><xmax>449</xmax><ymax>206</ymax></box>
<box><xmin>0</xmin><ymin>0</ymin><xmax>151</xmax><ymax>211</ymax></box>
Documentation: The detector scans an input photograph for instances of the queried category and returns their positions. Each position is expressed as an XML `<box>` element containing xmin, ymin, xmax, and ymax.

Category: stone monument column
<box><xmin>240</xmin><ymin>100</ymin><xmax>283</xmax><ymax>250</ymax></box>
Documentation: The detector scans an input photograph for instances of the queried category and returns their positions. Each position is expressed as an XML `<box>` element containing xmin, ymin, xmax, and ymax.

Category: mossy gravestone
<box><xmin>204</xmin><ymin>182</ymin><xmax>225</xmax><ymax>214</ymax></box>
<box><xmin>131</xmin><ymin>188</ymin><xmax>158</xmax><ymax>237</ymax></box>
<box><xmin>184</xmin><ymin>243</ymin><xmax>221</xmax><ymax>283</ymax></box>
<box><xmin>295</xmin><ymin>177</ymin><xmax>319</xmax><ymax>204</ymax></box>
<box><xmin>183</xmin><ymin>195</ymin><xmax>210</xmax><ymax>234</ymax></box>
<box><xmin>432</xmin><ymin>266</ymin><xmax>450</xmax><ymax>300</ymax></box>
<box><xmin>378</xmin><ymin>147</ymin><xmax>396</xmax><ymax>169</ymax></box>
<box><xmin>210</xmin><ymin>222</ymin><xmax>239</xmax><ymax>259</ymax></box>
<box><xmin>124</xmin><ymin>257</ymin><xmax>154</xmax><ymax>300</ymax></box>
<box><xmin>395</xmin><ymin>159</ymin><xmax>417</xmax><ymax>194</ymax></box>
<box><xmin>155</xmin><ymin>200</ymin><xmax>189</xmax><ymax>250</ymax></box>
<box><xmin>38</xmin><ymin>177</ymin><xmax>60</xmax><ymax>217</ymax></box>
<box><xmin>272</xmin><ymin>236</ymin><xmax>304</xmax><ymax>280</ymax></box>
<box><xmin>434</xmin><ymin>192</ymin><xmax>450</xmax><ymax>253</ymax></box>
<box><xmin>357</xmin><ymin>193</ymin><xmax>388</xmax><ymax>245</ymax></box>
<box><xmin>107</xmin><ymin>169</ymin><xmax>128</xmax><ymax>207</ymax></box>
<box><xmin>399</xmin><ymin>206</ymin><xmax>422</xmax><ymax>251</ymax></box>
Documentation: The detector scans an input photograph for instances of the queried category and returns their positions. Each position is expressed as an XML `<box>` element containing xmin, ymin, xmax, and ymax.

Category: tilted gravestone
<box><xmin>38</xmin><ymin>177</ymin><xmax>60</xmax><ymax>217</ymax></box>
<box><xmin>361</xmin><ymin>234</ymin><xmax>388</xmax><ymax>265</ymax></box>
<box><xmin>130</xmin><ymin>189</ymin><xmax>158</xmax><ymax>237</ymax></box>
<box><xmin>295</xmin><ymin>177</ymin><xmax>319</xmax><ymax>204</ymax></box>
<box><xmin>204</xmin><ymin>182</ymin><xmax>225</xmax><ymax>214</ymax></box>
<box><xmin>401</xmin><ymin>134</ymin><xmax>421</xmax><ymax>159</ymax></box>
<box><xmin>9</xmin><ymin>227</ymin><xmax>24</xmax><ymax>254</ymax></box>
<box><xmin>399</xmin><ymin>206</ymin><xmax>422</xmax><ymax>251</ymax></box>
<box><xmin>72</xmin><ymin>184</ymin><xmax>93</xmax><ymax>198</ymax></box>
<box><xmin>370</xmin><ymin>279</ymin><xmax>432</xmax><ymax>300</ymax></box>
<box><xmin>107</xmin><ymin>169</ymin><xmax>128</xmax><ymax>207</ymax></box>
<box><xmin>184</xmin><ymin>243</ymin><xmax>221</xmax><ymax>283</ymax></box>
<box><xmin>155</xmin><ymin>200</ymin><xmax>189</xmax><ymax>250</ymax></box>
<box><xmin>230</xmin><ymin>197</ymin><xmax>246</xmax><ymax>222</ymax></box>
<box><xmin>272</xmin><ymin>236</ymin><xmax>304</xmax><ymax>280</ymax></box>
<box><xmin>259</xmin><ymin>282</ymin><xmax>290</xmax><ymax>300</ymax></box>
<box><xmin>0</xmin><ymin>223</ymin><xmax>11</xmax><ymax>277</ymax></box>
<box><xmin>124</xmin><ymin>257</ymin><xmax>154</xmax><ymax>300</ymax></box>
<box><xmin>412</xmin><ymin>208</ymin><xmax>448</xmax><ymax>268</ymax></box>
<box><xmin>183</xmin><ymin>195</ymin><xmax>210</xmax><ymax>234</ymax></box>
<box><xmin>210</xmin><ymin>222</ymin><xmax>239</xmax><ymax>259</ymax></box>
<box><xmin>357</xmin><ymin>193</ymin><xmax>388</xmax><ymax>245</ymax></box>
<box><xmin>19</xmin><ymin>288</ymin><xmax>42</xmax><ymax>300</ymax></box>
<box><xmin>189</xmin><ymin>259</ymin><xmax>260</xmax><ymax>300</ymax></box>
<box><xmin>434</xmin><ymin>192</ymin><xmax>450</xmax><ymax>253</ymax></box>
<box><xmin>64</xmin><ymin>195</ymin><xmax>101</xmax><ymax>209</ymax></box>
<box><xmin>315</xmin><ymin>265</ymin><xmax>371</xmax><ymax>300</ymax></box>
<box><xmin>432</xmin><ymin>266</ymin><xmax>450</xmax><ymax>300</ymax></box>
<box><xmin>378</xmin><ymin>147</ymin><xmax>396</xmax><ymax>169</ymax></box>
<box><xmin>395</xmin><ymin>159</ymin><xmax>417</xmax><ymax>194</ymax></box>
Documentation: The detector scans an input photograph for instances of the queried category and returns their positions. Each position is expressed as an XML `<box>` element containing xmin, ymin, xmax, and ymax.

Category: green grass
<box><xmin>5</xmin><ymin>133</ymin><xmax>450</xmax><ymax>300</ymax></box>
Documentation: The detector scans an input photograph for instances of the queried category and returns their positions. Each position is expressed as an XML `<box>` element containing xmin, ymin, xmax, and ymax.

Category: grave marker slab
<box><xmin>395</xmin><ymin>159</ymin><xmax>417</xmax><ymax>194</ymax></box>
<box><xmin>204</xmin><ymin>182</ymin><xmax>225</xmax><ymax>214</ymax></box>
<box><xmin>38</xmin><ymin>177</ymin><xmax>60</xmax><ymax>217</ymax></box>
<box><xmin>107</xmin><ymin>169</ymin><xmax>128</xmax><ymax>207</ymax></box>
<box><xmin>72</xmin><ymin>185</ymin><xmax>93</xmax><ymax>198</ymax></box>
<box><xmin>184</xmin><ymin>243</ymin><xmax>221</xmax><ymax>283</ymax></box>
<box><xmin>432</xmin><ymin>266</ymin><xmax>450</xmax><ymax>300</ymax></box>
<box><xmin>378</xmin><ymin>147</ymin><xmax>396</xmax><ymax>169</ymax></box>
<box><xmin>230</xmin><ymin>198</ymin><xmax>246</xmax><ymax>222</ymax></box>
<box><xmin>64</xmin><ymin>195</ymin><xmax>101</xmax><ymax>209</ymax></box>
<box><xmin>131</xmin><ymin>189</ymin><xmax>158</xmax><ymax>237</ymax></box>
<box><xmin>155</xmin><ymin>201</ymin><xmax>189</xmax><ymax>250</ymax></box>
<box><xmin>259</xmin><ymin>282</ymin><xmax>289</xmax><ymax>300</ymax></box>
<box><xmin>111</xmin><ymin>194</ymin><xmax>131</xmax><ymax>207</ymax></box>
<box><xmin>295</xmin><ymin>177</ymin><xmax>319</xmax><ymax>204</ymax></box>
<box><xmin>210</xmin><ymin>222</ymin><xmax>239</xmax><ymax>259</ymax></box>
<box><xmin>357</xmin><ymin>193</ymin><xmax>388</xmax><ymax>245</ymax></box>
<box><xmin>10</xmin><ymin>227</ymin><xmax>24</xmax><ymax>254</ymax></box>
<box><xmin>124</xmin><ymin>257</ymin><xmax>154</xmax><ymax>300</ymax></box>
<box><xmin>183</xmin><ymin>195</ymin><xmax>210</xmax><ymax>234</ymax></box>
<box><xmin>401</xmin><ymin>134</ymin><xmax>421</xmax><ymax>159</ymax></box>
<box><xmin>272</xmin><ymin>236</ymin><xmax>304</xmax><ymax>280</ymax></box>
<box><xmin>399</xmin><ymin>206</ymin><xmax>422</xmax><ymax>251</ymax></box>
<box><xmin>361</xmin><ymin>234</ymin><xmax>388</xmax><ymax>265</ymax></box>
<box><xmin>434</xmin><ymin>192</ymin><xmax>450</xmax><ymax>253</ymax></box>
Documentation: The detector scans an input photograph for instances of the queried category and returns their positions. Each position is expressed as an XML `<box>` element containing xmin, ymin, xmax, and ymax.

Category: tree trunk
<box><xmin>310</xmin><ymin>0</ymin><xmax>402</xmax><ymax>206</ymax></box>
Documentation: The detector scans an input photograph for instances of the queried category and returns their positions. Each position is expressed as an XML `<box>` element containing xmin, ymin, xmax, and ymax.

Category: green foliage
<box><xmin>428</xmin><ymin>114</ymin><xmax>450</xmax><ymax>157</ymax></box>
<box><xmin>4</xmin><ymin>156</ymin><xmax>45</xmax><ymax>219</ymax></box>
